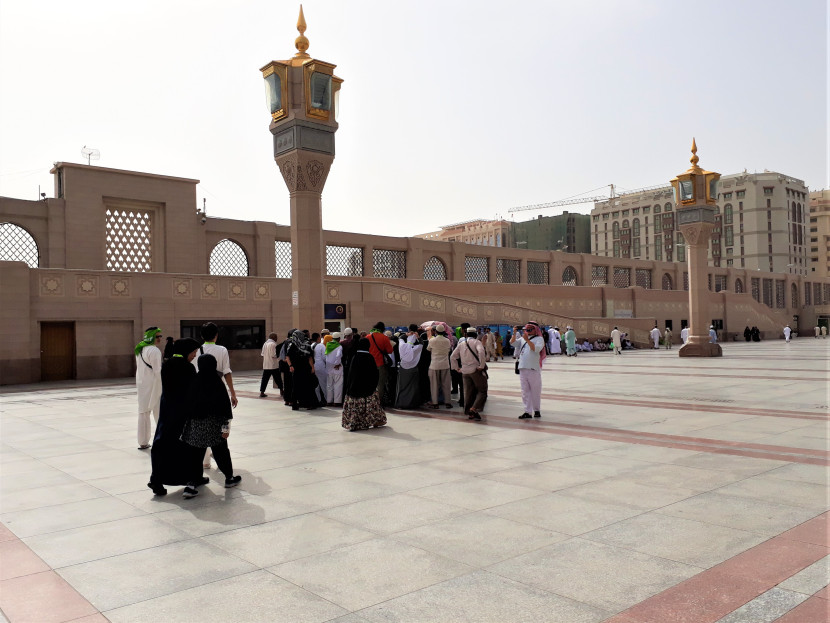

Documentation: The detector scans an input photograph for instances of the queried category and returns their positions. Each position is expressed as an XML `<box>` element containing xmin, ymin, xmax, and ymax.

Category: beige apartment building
<box><xmin>591</xmin><ymin>171</ymin><xmax>810</xmax><ymax>276</ymax></box>
<box><xmin>417</xmin><ymin>218</ymin><xmax>512</xmax><ymax>247</ymax></box>
<box><xmin>809</xmin><ymin>189</ymin><xmax>830</xmax><ymax>278</ymax></box>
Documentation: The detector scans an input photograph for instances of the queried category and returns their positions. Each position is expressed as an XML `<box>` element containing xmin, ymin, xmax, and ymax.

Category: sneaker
<box><xmin>224</xmin><ymin>475</ymin><xmax>242</xmax><ymax>488</ymax></box>
<box><xmin>259</xmin><ymin>392</ymin><xmax>267</xmax><ymax>398</ymax></box>
<box><xmin>518</xmin><ymin>413</ymin><xmax>532</xmax><ymax>419</ymax></box>
<box><xmin>193</xmin><ymin>476</ymin><xmax>210</xmax><ymax>486</ymax></box>
<box><xmin>469</xmin><ymin>411</ymin><xmax>482</xmax><ymax>421</ymax></box>
<box><xmin>182</xmin><ymin>486</ymin><xmax>199</xmax><ymax>499</ymax></box>
<box><xmin>147</xmin><ymin>482</ymin><xmax>167</xmax><ymax>496</ymax></box>
<box><xmin>534</xmin><ymin>411</ymin><xmax>541</xmax><ymax>418</ymax></box>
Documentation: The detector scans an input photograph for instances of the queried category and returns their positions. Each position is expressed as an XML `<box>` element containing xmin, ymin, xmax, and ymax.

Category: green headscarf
<box><xmin>134</xmin><ymin>327</ymin><xmax>162</xmax><ymax>356</ymax></box>
<box><xmin>325</xmin><ymin>338</ymin><xmax>340</xmax><ymax>355</ymax></box>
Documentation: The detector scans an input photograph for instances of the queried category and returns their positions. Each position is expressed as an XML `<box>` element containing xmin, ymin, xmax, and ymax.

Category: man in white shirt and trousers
<box><xmin>135</xmin><ymin>327</ymin><xmax>163</xmax><ymax>450</ymax></box>
<box><xmin>259</xmin><ymin>332</ymin><xmax>281</xmax><ymax>398</ymax></box>
<box><xmin>783</xmin><ymin>325</ymin><xmax>792</xmax><ymax>343</ymax></box>
<box><xmin>611</xmin><ymin>326</ymin><xmax>622</xmax><ymax>355</ymax></box>
<box><xmin>196</xmin><ymin>322</ymin><xmax>237</xmax><ymax>469</ymax></box>
<box><xmin>680</xmin><ymin>325</ymin><xmax>690</xmax><ymax>344</ymax></box>
<box><xmin>512</xmin><ymin>323</ymin><xmax>545</xmax><ymax>420</ymax></box>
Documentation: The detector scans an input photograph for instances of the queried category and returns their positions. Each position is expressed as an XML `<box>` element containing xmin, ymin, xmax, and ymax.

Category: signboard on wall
<box><xmin>324</xmin><ymin>303</ymin><xmax>347</xmax><ymax>319</ymax></box>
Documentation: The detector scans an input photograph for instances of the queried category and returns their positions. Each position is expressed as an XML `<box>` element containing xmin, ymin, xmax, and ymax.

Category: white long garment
<box><xmin>680</xmin><ymin>327</ymin><xmax>689</xmax><ymax>344</ymax></box>
<box><xmin>398</xmin><ymin>336</ymin><xmax>423</xmax><ymax>370</ymax></box>
<box><xmin>650</xmin><ymin>327</ymin><xmax>661</xmax><ymax>348</ymax></box>
<box><xmin>324</xmin><ymin>344</ymin><xmax>344</xmax><ymax>403</ymax></box>
<box><xmin>261</xmin><ymin>338</ymin><xmax>278</xmax><ymax>369</ymax></box>
<box><xmin>610</xmin><ymin>329</ymin><xmax>622</xmax><ymax>354</ymax></box>
<box><xmin>549</xmin><ymin>330</ymin><xmax>561</xmax><ymax>354</ymax></box>
<box><xmin>136</xmin><ymin>345</ymin><xmax>162</xmax><ymax>412</ymax></box>
<box><xmin>783</xmin><ymin>327</ymin><xmax>791</xmax><ymax>342</ymax></box>
<box><xmin>313</xmin><ymin>342</ymin><xmax>327</xmax><ymax>399</ymax></box>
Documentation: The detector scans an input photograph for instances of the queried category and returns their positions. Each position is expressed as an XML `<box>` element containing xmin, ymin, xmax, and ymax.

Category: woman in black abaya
<box><xmin>285</xmin><ymin>329</ymin><xmax>321</xmax><ymax>410</ymax></box>
<box><xmin>342</xmin><ymin>338</ymin><xmax>386</xmax><ymax>431</ymax></box>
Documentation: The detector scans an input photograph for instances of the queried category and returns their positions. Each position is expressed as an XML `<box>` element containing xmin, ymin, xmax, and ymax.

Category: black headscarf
<box><xmin>172</xmin><ymin>338</ymin><xmax>201</xmax><ymax>358</ymax></box>
<box><xmin>288</xmin><ymin>329</ymin><xmax>313</xmax><ymax>358</ymax></box>
<box><xmin>345</xmin><ymin>338</ymin><xmax>379</xmax><ymax>398</ymax></box>
<box><xmin>187</xmin><ymin>354</ymin><xmax>232</xmax><ymax>421</ymax></box>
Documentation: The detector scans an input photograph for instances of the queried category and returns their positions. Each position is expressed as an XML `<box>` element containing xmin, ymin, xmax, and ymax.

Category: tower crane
<box><xmin>507</xmin><ymin>185</ymin><xmax>615</xmax><ymax>214</ymax></box>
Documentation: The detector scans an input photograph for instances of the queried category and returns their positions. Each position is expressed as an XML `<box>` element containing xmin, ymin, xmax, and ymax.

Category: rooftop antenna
<box><xmin>81</xmin><ymin>146</ymin><xmax>100</xmax><ymax>165</ymax></box>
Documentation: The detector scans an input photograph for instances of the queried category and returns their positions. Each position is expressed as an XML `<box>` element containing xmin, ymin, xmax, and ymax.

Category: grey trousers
<box><xmin>462</xmin><ymin>370</ymin><xmax>488</xmax><ymax>412</ymax></box>
<box><xmin>428</xmin><ymin>368</ymin><xmax>451</xmax><ymax>405</ymax></box>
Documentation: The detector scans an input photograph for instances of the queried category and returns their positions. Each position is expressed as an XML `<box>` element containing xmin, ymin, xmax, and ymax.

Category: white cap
<box><xmin>332</xmin><ymin>332</ymin><xmax>342</xmax><ymax>339</ymax></box>
<box><xmin>343</xmin><ymin>328</ymin><xmax>353</xmax><ymax>335</ymax></box>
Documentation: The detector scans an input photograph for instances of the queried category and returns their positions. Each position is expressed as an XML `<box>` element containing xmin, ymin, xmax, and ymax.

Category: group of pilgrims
<box><xmin>135</xmin><ymin>325</ymin><xmax>242</xmax><ymax>499</ymax></box>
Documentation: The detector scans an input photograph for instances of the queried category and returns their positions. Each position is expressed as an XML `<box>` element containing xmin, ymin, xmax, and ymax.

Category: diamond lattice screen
<box><xmin>0</xmin><ymin>222</ymin><xmax>39</xmax><ymax>268</ymax></box>
<box><xmin>791</xmin><ymin>284</ymin><xmax>799</xmax><ymax>309</ymax></box>
<box><xmin>423</xmin><ymin>256</ymin><xmax>447</xmax><ymax>280</ymax></box>
<box><xmin>683</xmin><ymin>272</ymin><xmax>689</xmax><ymax>291</ymax></box>
<box><xmin>635</xmin><ymin>269</ymin><xmax>652</xmax><ymax>289</ymax></box>
<box><xmin>562</xmin><ymin>266</ymin><xmax>578</xmax><ymax>286</ymax></box>
<box><xmin>527</xmin><ymin>261</ymin><xmax>549</xmax><ymax>285</ymax></box>
<box><xmin>591</xmin><ymin>266</ymin><xmax>608</xmax><ymax>287</ymax></box>
<box><xmin>326</xmin><ymin>245</ymin><xmax>363</xmax><ymax>277</ymax></box>
<box><xmin>105</xmin><ymin>209</ymin><xmax>152</xmax><ymax>272</ymax></box>
<box><xmin>209</xmin><ymin>239</ymin><xmax>249</xmax><ymax>276</ymax></box>
<box><xmin>497</xmin><ymin>259</ymin><xmax>520</xmax><ymax>284</ymax></box>
<box><xmin>661</xmin><ymin>273</ymin><xmax>673</xmax><ymax>290</ymax></box>
<box><xmin>274</xmin><ymin>240</ymin><xmax>292</xmax><ymax>278</ymax></box>
<box><xmin>465</xmin><ymin>257</ymin><xmax>488</xmax><ymax>282</ymax></box>
<box><xmin>613</xmin><ymin>268</ymin><xmax>630</xmax><ymax>289</ymax></box>
<box><xmin>751</xmin><ymin>278</ymin><xmax>761</xmax><ymax>302</ymax></box>
<box><xmin>714</xmin><ymin>275</ymin><xmax>727</xmax><ymax>292</ymax></box>
<box><xmin>824</xmin><ymin>284</ymin><xmax>830</xmax><ymax>305</ymax></box>
<box><xmin>814</xmin><ymin>283</ymin><xmax>822</xmax><ymax>306</ymax></box>
<box><xmin>735</xmin><ymin>278</ymin><xmax>744</xmax><ymax>294</ymax></box>
<box><xmin>373</xmin><ymin>249</ymin><xmax>406</xmax><ymax>279</ymax></box>
<box><xmin>762</xmin><ymin>279</ymin><xmax>774</xmax><ymax>307</ymax></box>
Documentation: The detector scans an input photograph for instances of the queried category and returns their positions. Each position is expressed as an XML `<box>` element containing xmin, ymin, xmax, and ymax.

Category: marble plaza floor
<box><xmin>1</xmin><ymin>339</ymin><xmax>828</xmax><ymax>623</ymax></box>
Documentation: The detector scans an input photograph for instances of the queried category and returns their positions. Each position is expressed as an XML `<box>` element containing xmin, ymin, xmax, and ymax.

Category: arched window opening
<box><xmin>209</xmin><ymin>239</ymin><xmax>249</xmax><ymax>276</ymax></box>
<box><xmin>562</xmin><ymin>266</ymin><xmax>578</xmax><ymax>286</ymax></box>
<box><xmin>0</xmin><ymin>222</ymin><xmax>39</xmax><ymax>268</ymax></box>
<box><xmin>661</xmin><ymin>273</ymin><xmax>673</xmax><ymax>290</ymax></box>
<box><xmin>423</xmin><ymin>256</ymin><xmax>447</xmax><ymax>280</ymax></box>
<box><xmin>735</xmin><ymin>278</ymin><xmax>744</xmax><ymax>294</ymax></box>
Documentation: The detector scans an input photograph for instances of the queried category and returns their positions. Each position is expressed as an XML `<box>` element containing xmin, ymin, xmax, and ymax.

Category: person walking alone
<box><xmin>664</xmin><ymin>327</ymin><xmax>673</xmax><ymax>349</ymax></box>
<box><xmin>611</xmin><ymin>326</ymin><xmax>622</xmax><ymax>355</ymax></box>
<box><xmin>259</xmin><ymin>332</ymin><xmax>281</xmax><ymax>398</ymax></box>
<box><xmin>135</xmin><ymin>327</ymin><xmax>163</xmax><ymax>450</ymax></box>
<box><xmin>512</xmin><ymin>323</ymin><xmax>544</xmax><ymax>419</ymax></box>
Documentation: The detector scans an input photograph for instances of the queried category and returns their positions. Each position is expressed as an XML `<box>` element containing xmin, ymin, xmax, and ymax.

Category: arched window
<box><xmin>654</xmin><ymin>204</ymin><xmax>661</xmax><ymax>214</ymax></box>
<box><xmin>423</xmin><ymin>256</ymin><xmax>447</xmax><ymax>280</ymax></box>
<box><xmin>664</xmin><ymin>202</ymin><xmax>673</xmax><ymax>212</ymax></box>
<box><xmin>612</xmin><ymin>222</ymin><xmax>620</xmax><ymax>238</ymax></box>
<box><xmin>562</xmin><ymin>266</ymin><xmax>578</xmax><ymax>286</ymax></box>
<box><xmin>209</xmin><ymin>239</ymin><xmax>249</xmax><ymax>276</ymax></box>
<box><xmin>791</xmin><ymin>283</ymin><xmax>798</xmax><ymax>308</ymax></box>
<box><xmin>661</xmin><ymin>273</ymin><xmax>673</xmax><ymax>290</ymax></box>
<box><xmin>633</xmin><ymin>218</ymin><xmax>640</xmax><ymax>237</ymax></box>
<box><xmin>735</xmin><ymin>278</ymin><xmax>744</xmax><ymax>294</ymax></box>
<box><xmin>0</xmin><ymin>222</ymin><xmax>39</xmax><ymax>268</ymax></box>
<box><xmin>724</xmin><ymin>204</ymin><xmax>733</xmax><ymax>224</ymax></box>
<box><xmin>622</xmin><ymin>219</ymin><xmax>630</xmax><ymax>230</ymax></box>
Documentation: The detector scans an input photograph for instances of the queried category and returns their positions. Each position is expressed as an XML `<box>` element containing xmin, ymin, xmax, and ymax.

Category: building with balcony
<box><xmin>808</xmin><ymin>189</ymin><xmax>830</xmax><ymax>278</ymax></box>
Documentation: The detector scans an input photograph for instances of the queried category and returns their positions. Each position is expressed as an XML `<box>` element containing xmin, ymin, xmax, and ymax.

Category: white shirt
<box><xmin>324</xmin><ymin>345</ymin><xmax>342</xmax><ymax>371</ymax></box>
<box><xmin>515</xmin><ymin>336</ymin><xmax>544</xmax><ymax>370</ymax></box>
<box><xmin>451</xmin><ymin>337</ymin><xmax>486</xmax><ymax>374</ymax></box>
<box><xmin>196</xmin><ymin>342</ymin><xmax>231</xmax><ymax>376</ymax></box>
<box><xmin>680</xmin><ymin>327</ymin><xmax>689</xmax><ymax>342</ymax></box>
<box><xmin>261</xmin><ymin>339</ymin><xmax>278</xmax><ymax>369</ymax></box>
<box><xmin>783</xmin><ymin>327</ymin><xmax>792</xmax><ymax>337</ymax></box>
<box><xmin>611</xmin><ymin>329</ymin><xmax>621</xmax><ymax>345</ymax></box>
<box><xmin>313</xmin><ymin>342</ymin><xmax>326</xmax><ymax>369</ymax></box>
<box><xmin>398</xmin><ymin>335</ymin><xmax>423</xmax><ymax>370</ymax></box>
<box><xmin>651</xmin><ymin>327</ymin><xmax>661</xmax><ymax>339</ymax></box>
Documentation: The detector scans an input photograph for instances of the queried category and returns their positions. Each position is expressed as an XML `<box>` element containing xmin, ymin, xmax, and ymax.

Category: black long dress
<box><xmin>287</xmin><ymin>342</ymin><xmax>320</xmax><ymax>410</ymax></box>
<box><xmin>149</xmin><ymin>356</ymin><xmax>199</xmax><ymax>486</ymax></box>
<box><xmin>342</xmin><ymin>347</ymin><xmax>385</xmax><ymax>431</ymax></box>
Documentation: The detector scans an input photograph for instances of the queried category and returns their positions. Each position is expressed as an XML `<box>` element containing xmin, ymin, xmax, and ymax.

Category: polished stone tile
<box><xmin>57</xmin><ymin>539</ymin><xmax>257</xmax><ymax>611</ymax></box>
<box><xmin>559</xmin><ymin>476</ymin><xmax>698</xmax><ymax>510</ymax></box>
<box><xmin>268</xmin><ymin>538</ymin><xmax>472</xmax><ymax>611</ymax></box>
<box><xmin>483</xmin><ymin>491</ymin><xmax>644</xmax><ymax>535</ymax></box>
<box><xmin>488</xmin><ymin>537</ymin><xmax>701</xmax><ymax>612</ymax></box>
<box><xmin>358</xmin><ymin>570</ymin><xmax>609</xmax><ymax>623</ymax></box>
<box><xmin>392</xmin><ymin>512</ymin><xmax>568</xmax><ymax>567</ymax></box>
<box><xmin>410</xmin><ymin>477</ymin><xmax>544</xmax><ymax>511</ymax></box>
<box><xmin>714</xmin><ymin>475</ymin><xmax>830</xmax><ymax>511</ymax></box>
<box><xmin>0</xmin><ymin>570</ymin><xmax>98</xmax><ymax>623</ymax></box>
<box><xmin>104</xmin><ymin>570</ymin><xmax>348</xmax><ymax>623</ymax></box>
<box><xmin>714</xmin><ymin>587</ymin><xmax>808</xmax><ymax>623</ymax></box>
<box><xmin>1</xmin><ymin>496</ymin><xmax>145</xmax><ymax>538</ymax></box>
<box><xmin>0</xmin><ymin>539</ymin><xmax>50</xmax><ymax>580</ymax></box>
<box><xmin>543</xmin><ymin>453</ymin><xmax>655</xmax><ymax>476</ymax></box>
<box><xmin>204</xmin><ymin>513</ymin><xmax>375</xmax><ymax>567</ymax></box>
<box><xmin>478</xmin><ymin>462</ymin><xmax>607</xmax><ymax>491</ymax></box>
<box><xmin>0</xmin><ymin>482</ymin><xmax>109</xmax><ymax>514</ymax></box>
<box><xmin>777</xmin><ymin>555</ymin><xmax>830</xmax><ymax>595</ymax></box>
<box><xmin>23</xmin><ymin>514</ymin><xmax>191</xmax><ymax>568</ymax></box>
<box><xmin>582</xmin><ymin>512</ymin><xmax>768</xmax><ymax>568</ymax></box>
<box><xmin>764</xmin><ymin>463</ymin><xmax>830</xmax><ymax>486</ymax></box>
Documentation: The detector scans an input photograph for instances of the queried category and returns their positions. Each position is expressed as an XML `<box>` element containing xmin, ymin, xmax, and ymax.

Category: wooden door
<box><xmin>41</xmin><ymin>322</ymin><xmax>75</xmax><ymax>381</ymax></box>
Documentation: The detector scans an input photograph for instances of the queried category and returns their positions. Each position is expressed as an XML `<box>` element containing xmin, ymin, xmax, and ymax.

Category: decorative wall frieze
<box><xmin>40</xmin><ymin>275</ymin><xmax>64</xmax><ymax>296</ymax></box>
<box><xmin>229</xmin><ymin>281</ymin><xmax>246</xmax><ymax>300</ymax></box>
<box><xmin>254</xmin><ymin>283</ymin><xmax>270</xmax><ymax>300</ymax></box>
<box><xmin>383</xmin><ymin>286</ymin><xmax>412</xmax><ymax>307</ymax></box>
<box><xmin>173</xmin><ymin>279</ymin><xmax>192</xmax><ymax>298</ymax></box>
<box><xmin>76</xmin><ymin>275</ymin><xmax>99</xmax><ymax>297</ymax></box>
<box><xmin>110</xmin><ymin>277</ymin><xmax>130</xmax><ymax>297</ymax></box>
<box><xmin>453</xmin><ymin>301</ymin><xmax>477</xmax><ymax>318</ymax></box>
<box><xmin>201</xmin><ymin>280</ymin><xmax>219</xmax><ymax>300</ymax></box>
<box><xmin>327</xmin><ymin>285</ymin><xmax>340</xmax><ymax>300</ymax></box>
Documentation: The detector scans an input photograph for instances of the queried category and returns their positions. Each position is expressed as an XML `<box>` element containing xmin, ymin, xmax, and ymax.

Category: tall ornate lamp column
<box><xmin>260</xmin><ymin>6</ymin><xmax>343</xmax><ymax>329</ymax></box>
<box><xmin>670</xmin><ymin>140</ymin><xmax>722</xmax><ymax>357</ymax></box>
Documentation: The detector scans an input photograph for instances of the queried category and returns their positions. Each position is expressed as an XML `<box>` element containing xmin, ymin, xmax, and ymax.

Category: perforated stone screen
<box><xmin>613</xmin><ymin>268</ymin><xmax>630</xmax><ymax>288</ymax></box>
<box><xmin>274</xmin><ymin>240</ymin><xmax>292</xmax><ymax>278</ymax></box>
<box><xmin>497</xmin><ymin>259</ymin><xmax>520</xmax><ymax>284</ymax></box>
<box><xmin>0</xmin><ymin>222</ymin><xmax>38</xmax><ymax>268</ymax></box>
<box><xmin>715</xmin><ymin>275</ymin><xmax>727</xmax><ymax>292</ymax></box>
<box><xmin>683</xmin><ymin>272</ymin><xmax>689</xmax><ymax>291</ymax></box>
<box><xmin>465</xmin><ymin>256</ymin><xmax>488</xmax><ymax>282</ymax></box>
<box><xmin>326</xmin><ymin>245</ymin><xmax>363</xmax><ymax>277</ymax></box>
<box><xmin>751</xmin><ymin>277</ymin><xmax>761</xmax><ymax>302</ymax></box>
<box><xmin>562</xmin><ymin>266</ymin><xmax>578</xmax><ymax>286</ymax></box>
<box><xmin>824</xmin><ymin>284</ymin><xmax>830</xmax><ymax>305</ymax></box>
<box><xmin>209</xmin><ymin>239</ymin><xmax>249</xmax><ymax>276</ymax></box>
<box><xmin>814</xmin><ymin>283</ymin><xmax>822</xmax><ymax>306</ymax></box>
<box><xmin>423</xmin><ymin>256</ymin><xmax>447</xmax><ymax>280</ymax></box>
<box><xmin>775</xmin><ymin>280</ymin><xmax>785</xmax><ymax>308</ymax></box>
<box><xmin>791</xmin><ymin>283</ymin><xmax>798</xmax><ymax>309</ymax></box>
<box><xmin>762</xmin><ymin>279</ymin><xmax>773</xmax><ymax>307</ymax></box>
<box><xmin>805</xmin><ymin>283</ymin><xmax>811</xmax><ymax>305</ymax></box>
<box><xmin>105</xmin><ymin>209</ymin><xmax>152</xmax><ymax>272</ymax></box>
<box><xmin>373</xmin><ymin>249</ymin><xmax>406</xmax><ymax>279</ymax></box>
<box><xmin>527</xmin><ymin>261</ymin><xmax>549</xmax><ymax>285</ymax></box>
<box><xmin>735</xmin><ymin>278</ymin><xmax>744</xmax><ymax>294</ymax></box>
<box><xmin>661</xmin><ymin>273</ymin><xmax>673</xmax><ymax>290</ymax></box>
<box><xmin>591</xmin><ymin>266</ymin><xmax>608</xmax><ymax>287</ymax></box>
<box><xmin>635</xmin><ymin>268</ymin><xmax>652</xmax><ymax>289</ymax></box>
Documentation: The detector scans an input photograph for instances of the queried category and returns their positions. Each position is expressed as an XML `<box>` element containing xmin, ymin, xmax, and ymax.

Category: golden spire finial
<box><xmin>690</xmin><ymin>138</ymin><xmax>699</xmax><ymax>167</ymax></box>
<box><xmin>294</xmin><ymin>5</ymin><xmax>310</xmax><ymax>59</ymax></box>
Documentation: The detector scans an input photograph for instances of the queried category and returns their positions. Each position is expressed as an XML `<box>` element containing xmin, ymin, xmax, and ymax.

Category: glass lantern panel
<box><xmin>680</xmin><ymin>180</ymin><xmax>694</xmax><ymax>201</ymax></box>
<box><xmin>709</xmin><ymin>178</ymin><xmax>718</xmax><ymax>201</ymax></box>
<box><xmin>265</xmin><ymin>73</ymin><xmax>281</xmax><ymax>114</ymax></box>
<box><xmin>310</xmin><ymin>72</ymin><xmax>331</xmax><ymax>110</ymax></box>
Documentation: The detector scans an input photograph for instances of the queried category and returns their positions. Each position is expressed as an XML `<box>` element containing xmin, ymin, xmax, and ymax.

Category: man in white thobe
<box><xmin>783</xmin><ymin>325</ymin><xmax>792</xmax><ymax>343</ymax></box>
<box><xmin>324</xmin><ymin>332</ymin><xmax>344</xmax><ymax>406</ymax></box>
<box><xmin>680</xmin><ymin>326</ymin><xmax>690</xmax><ymax>344</ymax></box>
<box><xmin>611</xmin><ymin>327</ymin><xmax>622</xmax><ymax>355</ymax></box>
<box><xmin>135</xmin><ymin>327</ymin><xmax>163</xmax><ymax>449</ymax></box>
<box><xmin>650</xmin><ymin>326</ymin><xmax>661</xmax><ymax>349</ymax></box>
<box><xmin>312</xmin><ymin>333</ymin><xmax>328</xmax><ymax>404</ymax></box>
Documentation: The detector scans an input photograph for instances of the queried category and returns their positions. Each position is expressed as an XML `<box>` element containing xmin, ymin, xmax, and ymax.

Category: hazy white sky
<box><xmin>0</xmin><ymin>0</ymin><xmax>826</xmax><ymax>236</ymax></box>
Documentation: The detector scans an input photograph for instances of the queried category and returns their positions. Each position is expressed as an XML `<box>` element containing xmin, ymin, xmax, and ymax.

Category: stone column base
<box><xmin>678</xmin><ymin>342</ymin><xmax>723</xmax><ymax>357</ymax></box>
